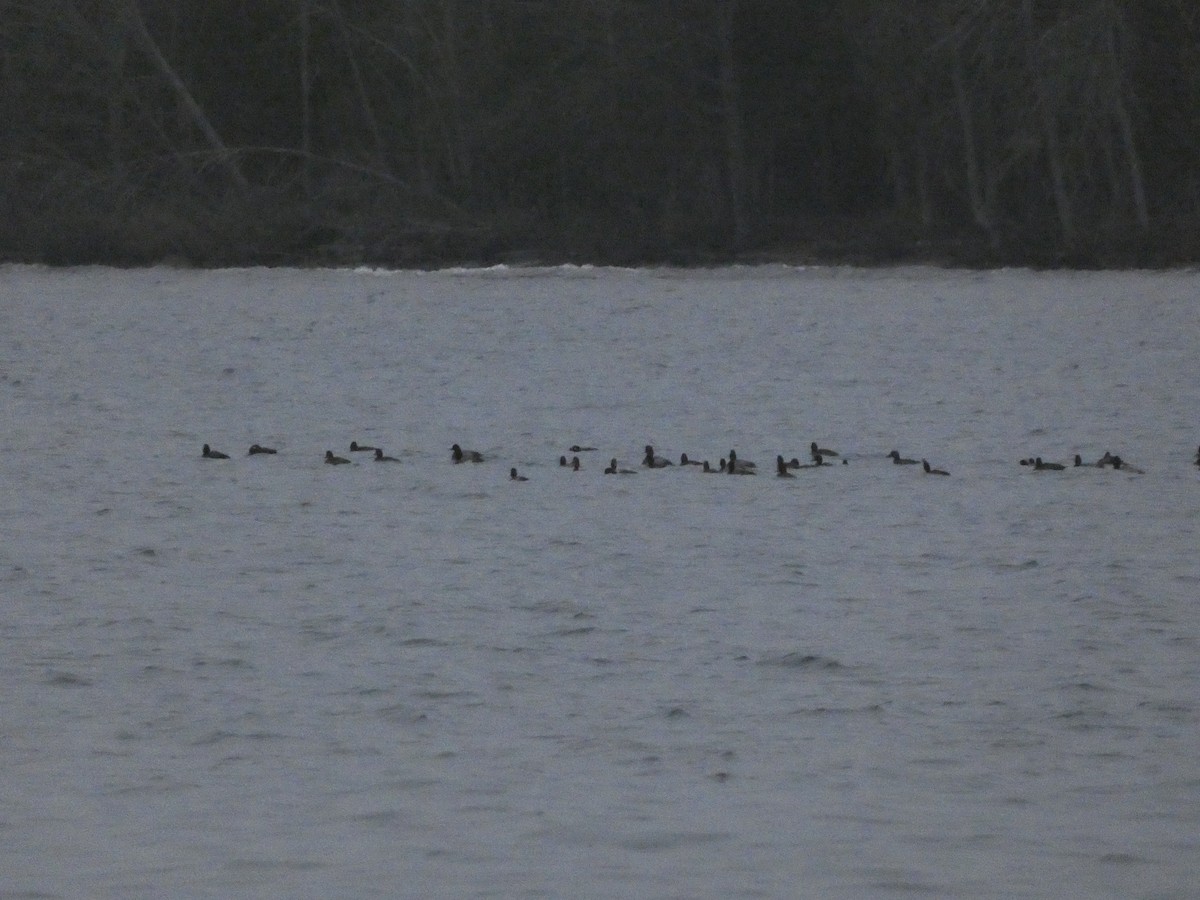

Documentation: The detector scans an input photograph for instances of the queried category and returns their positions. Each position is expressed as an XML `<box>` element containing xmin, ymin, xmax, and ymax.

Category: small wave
<box><xmin>758</xmin><ymin>651</ymin><xmax>845</xmax><ymax>670</ymax></box>
<box><xmin>44</xmin><ymin>670</ymin><xmax>92</xmax><ymax>687</ymax></box>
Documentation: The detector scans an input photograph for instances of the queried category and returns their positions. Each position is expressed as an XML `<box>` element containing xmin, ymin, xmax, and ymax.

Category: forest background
<box><xmin>3</xmin><ymin>0</ymin><xmax>1198</xmax><ymax>268</ymax></box>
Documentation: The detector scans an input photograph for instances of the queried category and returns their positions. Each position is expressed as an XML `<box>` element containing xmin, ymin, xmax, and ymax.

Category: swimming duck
<box><xmin>510</xmin><ymin>468</ymin><xmax>529</xmax><ymax>481</ymax></box>
<box><xmin>605</xmin><ymin>458</ymin><xmax>636</xmax><ymax>474</ymax></box>
<box><xmin>569</xmin><ymin>444</ymin><xmax>597</xmax><ymax>452</ymax></box>
<box><xmin>451</xmin><ymin>443</ymin><xmax>484</xmax><ymax>463</ymax></box>
<box><xmin>374</xmin><ymin>448</ymin><xmax>399</xmax><ymax>462</ymax></box>
<box><xmin>644</xmin><ymin>445</ymin><xmax>673</xmax><ymax>468</ymax></box>
<box><xmin>727</xmin><ymin>449</ymin><xmax>756</xmax><ymax>473</ymax></box>
<box><xmin>1033</xmin><ymin>457</ymin><xmax>1065</xmax><ymax>471</ymax></box>
<box><xmin>922</xmin><ymin>459</ymin><xmax>950</xmax><ymax>476</ymax></box>
<box><xmin>727</xmin><ymin>453</ymin><xmax>757</xmax><ymax>475</ymax></box>
<box><xmin>349</xmin><ymin>441</ymin><xmax>378</xmax><ymax>452</ymax></box>
<box><xmin>1109</xmin><ymin>456</ymin><xmax>1145</xmax><ymax>474</ymax></box>
<box><xmin>679</xmin><ymin>453</ymin><xmax>703</xmax><ymax>466</ymax></box>
<box><xmin>776</xmin><ymin>455</ymin><xmax>796</xmax><ymax>477</ymax></box>
<box><xmin>247</xmin><ymin>444</ymin><xmax>277</xmax><ymax>455</ymax></box>
<box><xmin>559</xmin><ymin>456</ymin><xmax>569</xmax><ymax>467</ymax></box>
<box><xmin>571</xmin><ymin>456</ymin><xmax>581</xmax><ymax>471</ymax></box>
<box><xmin>325</xmin><ymin>450</ymin><xmax>351</xmax><ymax>465</ymax></box>
<box><xmin>888</xmin><ymin>450</ymin><xmax>918</xmax><ymax>465</ymax></box>
<box><xmin>811</xmin><ymin>441</ymin><xmax>839</xmax><ymax>460</ymax></box>
<box><xmin>202</xmin><ymin>444</ymin><xmax>230</xmax><ymax>459</ymax></box>
<box><xmin>1097</xmin><ymin>451</ymin><xmax>1117</xmax><ymax>467</ymax></box>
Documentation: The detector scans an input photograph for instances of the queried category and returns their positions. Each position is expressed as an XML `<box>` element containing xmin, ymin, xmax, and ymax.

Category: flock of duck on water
<box><xmin>201</xmin><ymin>441</ymin><xmax>1200</xmax><ymax>479</ymax></box>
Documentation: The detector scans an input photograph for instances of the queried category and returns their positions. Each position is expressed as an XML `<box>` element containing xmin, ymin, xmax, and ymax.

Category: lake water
<box><xmin>1</xmin><ymin>264</ymin><xmax>1197</xmax><ymax>898</ymax></box>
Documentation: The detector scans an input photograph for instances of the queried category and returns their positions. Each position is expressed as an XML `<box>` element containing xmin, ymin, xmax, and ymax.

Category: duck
<box><xmin>374</xmin><ymin>448</ymin><xmax>399</xmax><ymax>462</ymax></box>
<box><xmin>727</xmin><ymin>453</ymin><xmax>757</xmax><ymax>475</ymax></box>
<box><xmin>644</xmin><ymin>445</ymin><xmax>673</xmax><ymax>468</ymax></box>
<box><xmin>510</xmin><ymin>467</ymin><xmax>529</xmax><ymax>481</ymax></box>
<box><xmin>1097</xmin><ymin>451</ymin><xmax>1118</xmax><ymax>467</ymax></box>
<box><xmin>571</xmin><ymin>456</ymin><xmax>581</xmax><ymax>471</ymax></box>
<box><xmin>1033</xmin><ymin>457</ymin><xmax>1065</xmax><ymax>471</ymax></box>
<box><xmin>349</xmin><ymin>441</ymin><xmax>378</xmax><ymax>453</ymax></box>
<box><xmin>1109</xmin><ymin>455</ymin><xmax>1145</xmax><ymax>474</ymax></box>
<box><xmin>776</xmin><ymin>455</ymin><xmax>796</xmax><ymax>477</ymax></box>
<box><xmin>202</xmin><ymin>444</ymin><xmax>230</xmax><ymax>459</ymax></box>
<box><xmin>559</xmin><ymin>456</ymin><xmax>569</xmax><ymax>467</ymax></box>
<box><xmin>325</xmin><ymin>450</ymin><xmax>351</xmax><ymax>465</ymax></box>
<box><xmin>887</xmin><ymin>450</ymin><xmax>918</xmax><ymax>465</ymax></box>
<box><xmin>922</xmin><ymin>459</ymin><xmax>950</xmax><ymax>476</ymax></box>
<box><xmin>605</xmin><ymin>458</ymin><xmax>636</xmax><ymax>475</ymax></box>
<box><xmin>1073</xmin><ymin>454</ymin><xmax>1102</xmax><ymax>468</ymax></box>
<box><xmin>727</xmin><ymin>449</ymin><xmax>756</xmax><ymax>472</ymax></box>
<box><xmin>811</xmin><ymin>441</ymin><xmax>839</xmax><ymax>460</ymax></box>
<box><xmin>569</xmin><ymin>444</ymin><xmax>597</xmax><ymax>452</ymax></box>
<box><xmin>702</xmin><ymin>460</ymin><xmax>722</xmax><ymax>473</ymax></box>
<box><xmin>247</xmin><ymin>444</ymin><xmax>277</xmax><ymax>455</ymax></box>
<box><xmin>451</xmin><ymin>443</ymin><xmax>484</xmax><ymax>463</ymax></box>
<box><xmin>679</xmin><ymin>453</ymin><xmax>703</xmax><ymax>466</ymax></box>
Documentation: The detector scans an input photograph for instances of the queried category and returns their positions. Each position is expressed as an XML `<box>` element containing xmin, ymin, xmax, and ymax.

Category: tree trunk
<box><xmin>121</xmin><ymin>0</ymin><xmax>248</xmax><ymax>190</ymax></box>
<box><xmin>950</xmin><ymin>43</ymin><xmax>997</xmax><ymax>247</ymax></box>
<box><xmin>1023</xmin><ymin>0</ymin><xmax>1075</xmax><ymax>249</ymax></box>
<box><xmin>714</xmin><ymin>1</ymin><xmax>751</xmax><ymax>249</ymax></box>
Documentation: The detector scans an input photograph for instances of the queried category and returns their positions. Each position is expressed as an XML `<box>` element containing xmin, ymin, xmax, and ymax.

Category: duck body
<box><xmin>605</xmin><ymin>458</ymin><xmax>636</xmax><ymax>474</ymax></box>
<box><xmin>349</xmin><ymin>441</ymin><xmax>378</xmax><ymax>452</ymax></box>
<box><xmin>202</xmin><ymin>444</ymin><xmax>230</xmax><ymax>459</ymax></box>
<box><xmin>727</xmin><ymin>449</ymin><xmax>756</xmax><ymax>473</ymax></box>
<box><xmin>569</xmin><ymin>444</ymin><xmax>597</xmax><ymax>452</ymax></box>
<box><xmin>1033</xmin><ymin>457</ymin><xmax>1065</xmax><ymax>471</ymax></box>
<box><xmin>452</xmin><ymin>443</ymin><xmax>484</xmax><ymax>463</ymax></box>
<box><xmin>248</xmin><ymin>444</ymin><xmax>277</xmax><ymax>455</ymax></box>
<box><xmin>510</xmin><ymin>468</ymin><xmax>529</xmax><ymax>481</ymax></box>
<box><xmin>922</xmin><ymin>459</ymin><xmax>950</xmax><ymax>476</ymax></box>
<box><xmin>643</xmin><ymin>445</ymin><xmax>673</xmax><ymax>468</ymax></box>
<box><xmin>374</xmin><ymin>448</ymin><xmax>399</xmax><ymax>462</ymax></box>
<box><xmin>1110</xmin><ymin>456</ymin><xmax>1145</xmax><ymax>474</ymax></box>
<box><xmin>888</xmin><ymin>450</ymin><xmax>918</xmax><ymax>465</ymax></box>
<box><xmin>811</xmin><ymin>441</ymin><xmax>839</xmax><ymax>460</ymax></box>
<box><xmin>325</xmin><ymin>450</ymin><xmax>351</xmax><ymax>465</ymax></box>
<box><xmin>679</xmin><ymin>453</ymin><xmax>703</xmax><ymax>466</ymax></box>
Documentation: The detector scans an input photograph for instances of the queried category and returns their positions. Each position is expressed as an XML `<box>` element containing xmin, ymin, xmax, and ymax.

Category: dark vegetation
<box><xmin>3</xmin><ymin>1</ymin><xmax>1199</xmax><ymax>268</ymax></box>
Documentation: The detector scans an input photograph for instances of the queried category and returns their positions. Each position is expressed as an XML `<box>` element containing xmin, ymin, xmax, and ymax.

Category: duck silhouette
<box><xmin>452</xmin><ymin>443</ymin><xmax>484</xmax><ymax>463</ymax></box>
<box><xmin>643</xmin><ymin>445</ymin><xmax>673</xmax><ymax>468</ymax></box>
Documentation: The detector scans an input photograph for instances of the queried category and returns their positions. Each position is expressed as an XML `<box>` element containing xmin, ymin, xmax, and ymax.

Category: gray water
<box><xmin>1</xmin><ymin>264</ymin><xmax>1197</xmax><ymax>898</ymax></box>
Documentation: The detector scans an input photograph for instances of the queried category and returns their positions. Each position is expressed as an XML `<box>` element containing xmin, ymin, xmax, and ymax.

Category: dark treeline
<box><xmin>3</xmin><ymin>0</ymin><xmax>1199</xmax><ymax>267</ymax></box>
